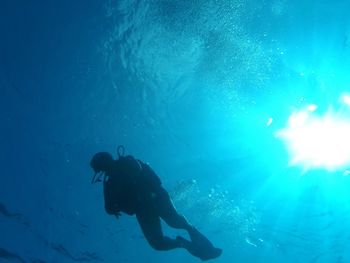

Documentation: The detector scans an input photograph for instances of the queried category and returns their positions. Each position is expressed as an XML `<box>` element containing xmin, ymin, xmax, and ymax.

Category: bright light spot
<box><xmin>307</xmin><ymin>104</ymin><xmax>317</xmax><ymax>112</ymax></box>
<box><xmin>341</xmin><ymin>93</ymin><xmax>350</xmax><ymax>106</ymax></box>
<box><xmin>276</xmin><ymin>103</ymin><xmax>350</xmax><ymax>171</ymax></box>
<box><xmin>267</xmin><ymin>117</ymin><xmax>273</xmax><ymax>126</ymax></box>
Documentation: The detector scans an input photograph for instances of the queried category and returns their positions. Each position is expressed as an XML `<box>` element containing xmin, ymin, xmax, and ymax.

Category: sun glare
<box><xmin>276</xmin><ymin>96</ymin><xmax>350</xmax><ymax>171</ymax></box>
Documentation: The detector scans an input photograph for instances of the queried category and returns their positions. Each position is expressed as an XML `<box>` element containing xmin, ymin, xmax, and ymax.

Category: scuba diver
<box><xmin>90</xmin><ymin>146</ymin><xmax>222</xmax><ymax>261</ymax></box>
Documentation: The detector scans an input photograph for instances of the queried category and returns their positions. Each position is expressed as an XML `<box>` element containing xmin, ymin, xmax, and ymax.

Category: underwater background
<box><xmin>1</xmin><ymin>0</ymin><xmax>350</xmax><ymax>262</ymax></box>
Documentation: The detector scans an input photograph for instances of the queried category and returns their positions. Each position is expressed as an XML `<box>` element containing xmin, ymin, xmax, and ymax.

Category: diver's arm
<box><xmin>103</xmin><ymin>180</ymin><xmax>122</xmax><ymax>216</ymax></box>
<box><xmin>104</xmin><ymin>200</ymin><xmax>121</xmax><ymax>215</ymax></box>
<box><xmin>104</xmin><ymin>198</ymin><xmax>122</xmax><ymax>218</ymax></box>
<box><xmin>104</xmin><ymin>194</ymin><xmax>121</xmax><ymax>215</ymax></box>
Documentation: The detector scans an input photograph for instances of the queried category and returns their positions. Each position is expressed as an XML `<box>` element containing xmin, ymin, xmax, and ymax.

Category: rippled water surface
<box><xmin>1</xmin><ymin>0</ymin><xmax>350</xmax><ymax>262</ymax></box>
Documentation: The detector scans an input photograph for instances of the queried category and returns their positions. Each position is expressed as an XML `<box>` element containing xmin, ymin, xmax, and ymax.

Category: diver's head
<box><xmin>90</xmin><ymin>152</ymin><xmax>114</xmax><ymax>174</ymax></box>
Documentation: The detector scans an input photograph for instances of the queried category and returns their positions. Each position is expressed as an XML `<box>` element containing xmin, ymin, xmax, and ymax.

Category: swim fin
<box><xmin>177</xmin><ymin>228</ymin><xmax>222</xmax><ymax>261</ymax></box>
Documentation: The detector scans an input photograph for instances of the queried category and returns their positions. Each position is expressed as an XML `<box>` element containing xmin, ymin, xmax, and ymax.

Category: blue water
<box><xmin>1</xmin><ymin>0</ymin><xmax>350</xmax><ymax>262</ymax></box>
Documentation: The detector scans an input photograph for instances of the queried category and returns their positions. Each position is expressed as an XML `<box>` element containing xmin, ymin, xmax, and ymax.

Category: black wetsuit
<box><xmin>103</xmin><ymin>156</ymin><xmax>190</xmax><ymax>250</ymax></box>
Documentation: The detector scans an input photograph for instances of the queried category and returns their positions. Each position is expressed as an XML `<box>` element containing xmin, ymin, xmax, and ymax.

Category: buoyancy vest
<box><xmin>103</xmin><ymin>155</ymin><xmax>161</xmax><ymax>215</ymax></box>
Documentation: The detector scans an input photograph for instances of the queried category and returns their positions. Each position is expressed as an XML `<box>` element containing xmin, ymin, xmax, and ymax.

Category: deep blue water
<box><xmin>1</xmin><ymin>0</ymin><xmax>350</xmax><ymax>262</ymax></box>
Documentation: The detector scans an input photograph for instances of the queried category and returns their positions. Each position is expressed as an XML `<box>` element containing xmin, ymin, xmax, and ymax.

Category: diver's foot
<box><xmin>176</xmin><ymin>235</ymin><xmax>222</xmax><ymax>261</ymax></box>
<box><xmin>187</xmin><ymin>227</ymin><xmax>222</xmax><ymax>261</ymax></box>
<box><xmin>190</xmin><ymin>245</ymin><xmax>222</xmax><ymax>261</ymax></box>
<box><xmin>198</xmin><ymin>247</ymin><xmax>222</xmax><ymax>261</ymax></box>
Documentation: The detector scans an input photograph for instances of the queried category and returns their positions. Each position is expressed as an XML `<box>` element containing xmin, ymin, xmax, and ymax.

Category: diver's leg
<box><xmin>156</xmin><ymin>187</ymin><xmax>192</xmax><ymax>231</ymax></box>
<box><xmin>155</xmin><ymin>187</ymin><xmax>223</xmax><ymax>260</ymax></box>
<box><xmin>136</xmin><ymin>210</ymin><xmax>184</xmax><ymax>251</ymax></box>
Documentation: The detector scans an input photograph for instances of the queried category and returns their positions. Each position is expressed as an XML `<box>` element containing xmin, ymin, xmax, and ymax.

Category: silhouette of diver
<box><xmin>90</xmin><ymin>146</ymin><xmax>222</xmax><ymax>261</ymax></box>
